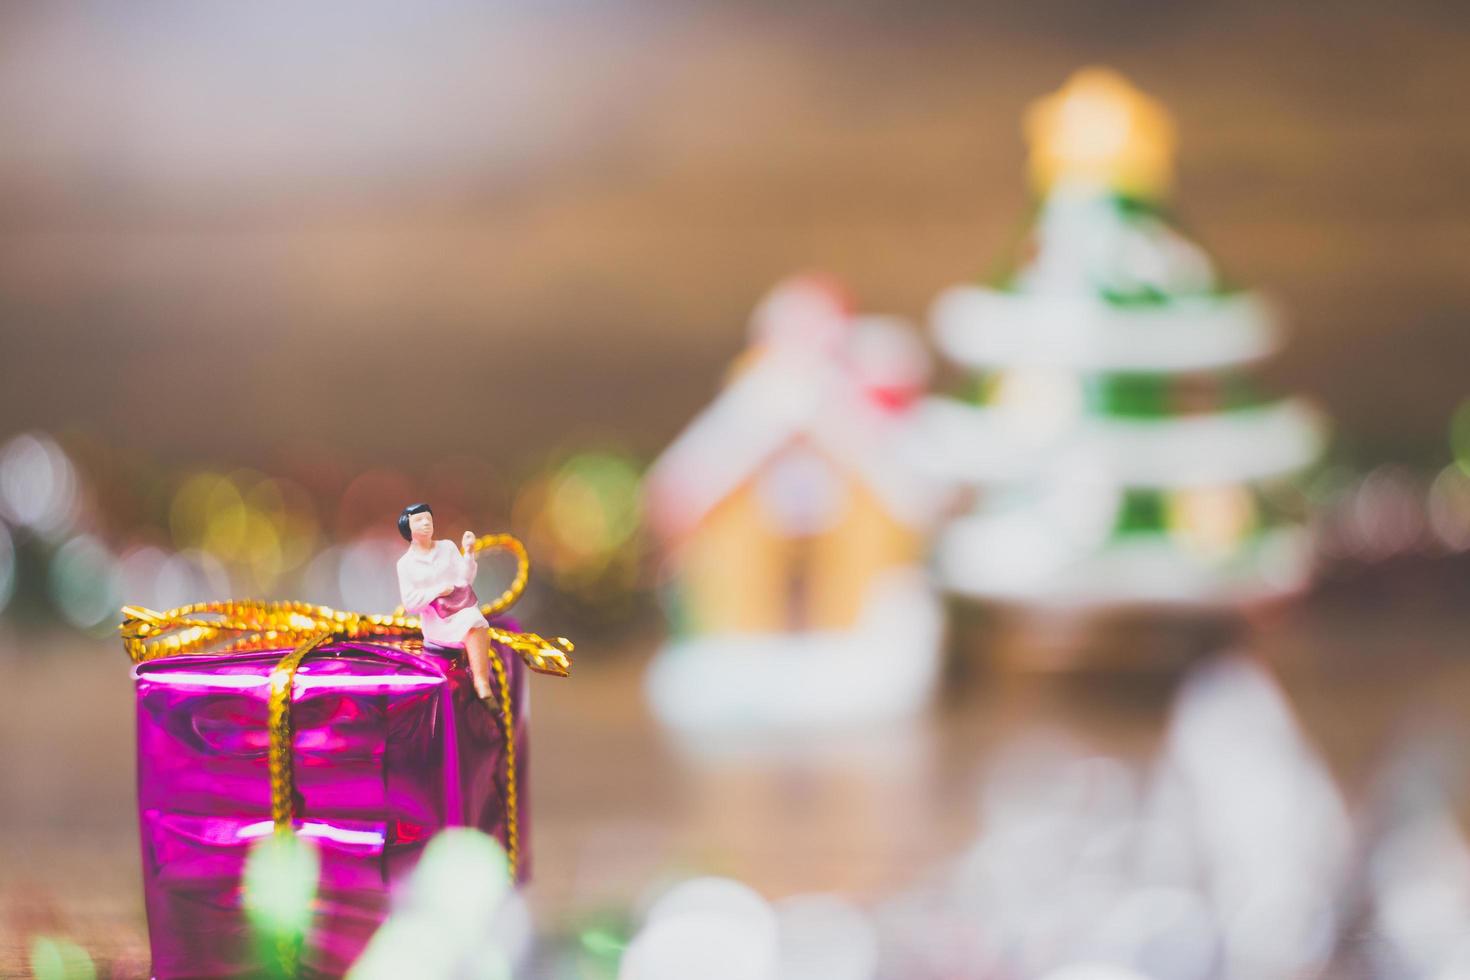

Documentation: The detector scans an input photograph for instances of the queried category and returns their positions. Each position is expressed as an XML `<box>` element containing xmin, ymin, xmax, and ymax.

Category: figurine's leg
<box><xmin>464</xmin><ymin>626</ymin><xmax>495</xmax><ymax>699</ymax></box>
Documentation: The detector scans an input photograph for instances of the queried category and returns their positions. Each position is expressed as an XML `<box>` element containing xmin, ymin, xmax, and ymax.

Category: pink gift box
<box><xmin>132</xmin><ymin>638</ymin><xmax>528</xmax><ymax>978</ymax></box>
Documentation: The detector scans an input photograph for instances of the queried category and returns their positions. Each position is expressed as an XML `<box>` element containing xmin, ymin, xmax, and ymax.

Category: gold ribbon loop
<box><xmin>121</xmin><ymin>533</ymin><xmax>568</xmax><ymax>878</ymax></box>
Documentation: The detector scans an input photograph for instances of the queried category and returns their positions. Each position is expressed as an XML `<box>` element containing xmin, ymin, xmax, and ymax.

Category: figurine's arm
<box><xmin>398</xmin><ymin>560</ymin><xmax>447</xmax><ymax>614</ymax></box>
<box><xmin>459</xmin><ymin>531</ymin><xmax>478</xmax><ymax>585</ymax></box>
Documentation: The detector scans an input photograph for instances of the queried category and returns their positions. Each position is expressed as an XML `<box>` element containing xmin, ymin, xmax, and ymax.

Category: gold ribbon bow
<box><xmin>120</xmin><ymin>533</ymin><xmax>571</xmax><ymax>879</ymax></box>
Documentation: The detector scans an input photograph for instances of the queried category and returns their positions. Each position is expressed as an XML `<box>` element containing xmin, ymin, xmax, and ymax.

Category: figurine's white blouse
<box><xmin>397</xmin><ymin>539</ymin><xmax>489</xmax><ymax>648</ymax></box>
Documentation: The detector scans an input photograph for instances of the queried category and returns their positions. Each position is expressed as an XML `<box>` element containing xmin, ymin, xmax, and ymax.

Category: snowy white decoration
<box><xmin>646</xmin><ymin>569</ymin><xmax>945</xmax><ymax>735</ymax></box>
<box><xmin>931</xmin><ymin>286</ymin><xmax>1279</xmax><ymax>374</ymax></box>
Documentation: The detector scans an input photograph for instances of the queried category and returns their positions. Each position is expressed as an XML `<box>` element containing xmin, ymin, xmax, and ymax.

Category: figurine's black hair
<box><xmin>398</xmin><ymin>502</ymin><xmax>432</xmax><ymax>541</ymax></box>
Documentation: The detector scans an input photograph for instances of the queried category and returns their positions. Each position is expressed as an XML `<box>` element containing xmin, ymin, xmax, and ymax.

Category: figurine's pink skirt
<box><xmin>424</xmin><ymin>584</ymin><xmax>488</xmax><ymax>648</ymax></box>
<box><xmin>422</xmin><ymin>604</ymin><xmax>490</xmax><ymax>648</ymax></box>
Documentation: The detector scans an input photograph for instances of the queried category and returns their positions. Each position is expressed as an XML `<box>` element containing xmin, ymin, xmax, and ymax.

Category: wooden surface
<box><xmin>2</xmin><ymin>564</ymin><xmax>1467</xmax><ymax>976</ymax></box>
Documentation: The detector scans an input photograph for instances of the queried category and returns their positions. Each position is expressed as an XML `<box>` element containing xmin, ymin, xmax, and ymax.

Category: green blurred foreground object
<box><xmin>28</xmin><ymin>935</ymin><xmax>96</xmax><ymax>980</ymax></box>
<box><xmin>242</xmin><ymin>832</ymin><xmax>321</xmax><ymax>978</ymax></box>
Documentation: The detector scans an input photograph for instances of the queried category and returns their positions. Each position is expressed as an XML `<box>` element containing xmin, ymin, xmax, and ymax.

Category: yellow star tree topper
<box><xmin>1024</xmin><ymin>68</ymin><xmax>1176</xmax><ymax>201</ymax></box>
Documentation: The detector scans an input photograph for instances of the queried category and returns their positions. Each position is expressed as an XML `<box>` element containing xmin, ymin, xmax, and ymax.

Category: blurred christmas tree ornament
<box><xmin>120</xmin><ymin>528</ymin><xmax>571</xmax><ymax>978</ymax></box>
<box><xmin>643</xmin><ymin>275</ymin><xmax>945</xmax><ymax>735</ymax></box>
<box><xmin>916</xmin><ymin>69</ymin><xmax>1328</xmax><ymax>618</ymax></box>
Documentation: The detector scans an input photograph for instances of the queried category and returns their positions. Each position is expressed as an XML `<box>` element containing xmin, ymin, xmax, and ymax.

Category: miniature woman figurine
<box><xmin>396</xmin><ymin>503</ymin><xmax>496</xmax><ymax>699</ymax></box>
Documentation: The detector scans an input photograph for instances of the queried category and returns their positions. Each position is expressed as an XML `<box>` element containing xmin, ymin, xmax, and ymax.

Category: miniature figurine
<box><xmin>396</xmin><ymin>502</ymin><xmax>496</xmax><ymax>699</ymax></box>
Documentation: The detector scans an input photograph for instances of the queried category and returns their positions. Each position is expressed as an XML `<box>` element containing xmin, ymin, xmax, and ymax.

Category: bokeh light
<box><xmin>300</xmin><ymin>544</ymin><xmax>347</xmax><ymax>607</ymax></box>
<box><xmin>169</xmin><ymin>471</ymin><xmax>319</xmax><ymax>593</ymax></box>
<box><xmin>0</xmin><ymin>433</ymin><xmax>79</xmax><ymax>539</ymax></box>
<box><xmin>116</xmin><ymin>545</ymin><xmax>233</xmax><ymax>612</ymax></box>
<box><xmin>1426</xmin><ymin>464</ymin><xmax>1470</xmax><ymax>553</ymax></box>
<box><xmin>350</xmin><ymin>914</ymin><xmax>488</xmax><ymax>980</ymax></box>
<box><xmin>622</xmin><ymin>878</ymin><xmax>779</xmax><ymax>980</ymax></box>
<box><xmin>352</xmin><ymin>830</ymin><xmax>519</xmax><ymax>980</ymax></box>
<box><xmin>1349</xmin><ymin>466</ymin><xmax>1429</xmax><ymax>560</ymax></box>
<box><xmin>337</xmin><ymin>469</ymin><xmax>416</xmax><ymax>541</ymax></box>
<box><xmin>514</xmin><ymin>450</ymin><xmax>644</xmax><ymax>613</ymax></box>
<box><xmin>242</xmin><ymin>832</ymin><xmax>321</xmax><ymax>975</ymax></box>
<box><xmin>338</xmin><ymin>535</ymin><xmax>405</xmax><ymax>612</ymax></box>
<box><xmin>1369</xmin><ymin>806</ymin><xmax>1470</xmax><ymax>978</ymax></box>
<box><xmin>49</xmin><ymin>534</ymin><xmax>121</xmax><ymax>630</ymax></box>
<box><xmin>1450</xmin><ymin>397</ymin><xmax>1470</xmax><ymax>477</ymax></box>
<box><xmin>773</xmin><ymin>894</ymin><xmax>878</xmax><ymax>980</ymax></box>
<box><xmin>406</xmin><ymin>828</ymin><xmax>513</xmax><ymax>934</ymax></box>
<box><xmin>0</xmin><ymin>522</ymin><xmax>15</xmax><ymax>615</ymax></box>
<box><xmin>28</xmin><ymin>935</ymin><xmax>95</xmax><ymax>980</ymax></box>
<box><xmin>1038</xmin><ymin>966</ymin><xmax>1149</xmax><ymax>980</ymax></box>
<box><xmin>1165</xmin><ymin>485</ymin><xmax>1256</xmax><ymax>559</ymax></box>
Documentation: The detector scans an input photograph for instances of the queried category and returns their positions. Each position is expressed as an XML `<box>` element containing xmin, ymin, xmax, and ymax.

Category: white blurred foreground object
<box><xmin>875</xmin><ymin>652</ymin><xmax>1354</xmax><ymax>980</ymax></box>
<box><xmin>1037</xmin><ymin>966</ymin><xmax>1150</xmax><ymax>980</ymax></box>
<box><xmin>620</xmin><ymin>878</ymin><xmax>877</xmax><ymax>980</ymax></box>
<box><xmin>349</xmin><ymin>829</ymin><xmax>527</xmax><ymax>980</ymax></box>
<box><xmin>1156</xmin><ymin>656</ymin><xmax>1351</xmax><ymax>979</ymax></box>
<box><xmin>644</xmin><ymin>276</ymin><xmax>945</xmax><ymax>734</ymax></box>
<box><xmin>621</xmin><ymin>878</ymin><xmax>778</xmax><ymax>980</ymax></box>
<box><xmin>1361</xmin><ymin>739</ymin><xmax>1470</xmax><ymax>979</ymax></box>
<box><xmin>774</xmin><ymin>894</ymin><xmax>880</xmax><ymax>980</ymax></box>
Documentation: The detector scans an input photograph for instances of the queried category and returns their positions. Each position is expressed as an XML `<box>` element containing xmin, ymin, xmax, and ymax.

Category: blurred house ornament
<box><xmin>119</xmin><ymin>524</ymin><xmax>571</xmax><ymax>978</ymax></box>
<box><xmin>643</xmin><ymin>276</ymin><xmax>944</xmax><ymax>733</ymax></box>
<box><xmin>917</xmin><ymin>68</ymin><xmax>1328</xmax><ymax>610</ymax></box>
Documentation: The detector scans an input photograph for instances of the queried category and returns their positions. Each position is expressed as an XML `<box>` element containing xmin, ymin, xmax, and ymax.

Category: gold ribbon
<box><xmin>120</xmin><ymin>533</ymin><xmax>571</xmax><ymax>880</ymax></box>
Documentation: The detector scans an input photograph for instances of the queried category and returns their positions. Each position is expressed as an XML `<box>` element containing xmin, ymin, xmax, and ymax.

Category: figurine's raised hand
<box><xmin>461</xmin><ymin>531</ymin><xmax>477</xmax><ymax>554</ymax></box>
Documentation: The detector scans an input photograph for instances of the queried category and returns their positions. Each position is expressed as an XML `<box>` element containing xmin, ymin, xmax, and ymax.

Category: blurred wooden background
<box><xmin>0</xmin><ymin>2</ymin><xmax>1467</xmax><ymax>469</ymax></box>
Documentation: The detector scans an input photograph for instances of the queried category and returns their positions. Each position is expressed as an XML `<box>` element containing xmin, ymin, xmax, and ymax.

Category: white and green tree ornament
<box><xmin>918</xmin><ymin>68</ymin><xmax>1327</xmax><ymax>608</ymax></box>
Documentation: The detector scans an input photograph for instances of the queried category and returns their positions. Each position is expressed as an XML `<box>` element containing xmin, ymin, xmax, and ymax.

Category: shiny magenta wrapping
<box><xmin>132</xmin><ymin>638</ymin><xmax>528</xmax><ymax>978</ymax></box>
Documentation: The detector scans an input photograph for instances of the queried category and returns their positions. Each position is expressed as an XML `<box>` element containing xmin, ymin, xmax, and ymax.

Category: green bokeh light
<box><xmin>243</xmin><ymin>832</ymin><xmax>321</xmax><ymax>976</ymax></box>
<box><xmin>28</xmin><ymin>935</ymin><xmax>95</xmax><ymax>980</ymax></box>
<box><xmin>1451</xmin><ymin>398</ymin><xmax>1470</xmax><ymax>476</ymax></box>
